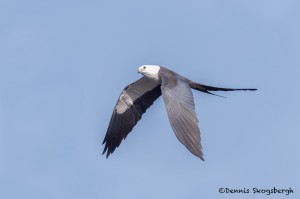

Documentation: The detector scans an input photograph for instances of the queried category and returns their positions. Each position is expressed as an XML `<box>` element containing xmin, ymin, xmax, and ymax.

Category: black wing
<box><xmin>102</xmin><ymin>77</ymin><xmax>161</xmax><ymax>158</ymax></box>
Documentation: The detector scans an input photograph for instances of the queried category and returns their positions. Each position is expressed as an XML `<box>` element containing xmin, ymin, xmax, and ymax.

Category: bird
<box><xmin>102</xmin><ymin>65</ymin><xmax>257</xmax><ymax>160</ymax></box>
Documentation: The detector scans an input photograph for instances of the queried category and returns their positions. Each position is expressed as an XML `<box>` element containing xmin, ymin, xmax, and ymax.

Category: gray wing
<box><xmin>161</xmin><ymin>76</ymin><xmax>204</xmax><ymax>160</ymax></box>
<box><xmin>102</xmin><ymin>77</ymin><xmax>161</xmax><ymax>158</ymax></box>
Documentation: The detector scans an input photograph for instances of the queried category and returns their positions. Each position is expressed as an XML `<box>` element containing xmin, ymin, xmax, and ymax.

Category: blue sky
<box><xmin>1</xmin><ymin>1</ymin><xmax>299</xmax><ymax>198</ymax></box>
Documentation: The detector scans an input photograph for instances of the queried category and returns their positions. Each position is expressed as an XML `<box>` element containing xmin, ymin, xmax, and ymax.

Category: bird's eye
<box><xmin>143</xmin><ymin>66</ymin><xmax>146</xmax><ymax>69</ymax></box>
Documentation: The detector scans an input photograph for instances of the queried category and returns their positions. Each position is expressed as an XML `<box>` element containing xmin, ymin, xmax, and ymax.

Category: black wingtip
<box><xmin>102</xmin><ymin>145</ymin><xmax>108</xmax><ymax>156</ymax></box>
<box><xmin>102</xmin><ymin>136</ymin><xmax>107</xmax><ymax>145</ymax></box>
<box><xmin>102</xmin><ymin>151</ymin><xmax>110</xmax><ymax>159</ymax></box>
<box><xmin>197</xmin><ymin>152</ymin><xmax>205</xmax><ymax>161</ymax></box>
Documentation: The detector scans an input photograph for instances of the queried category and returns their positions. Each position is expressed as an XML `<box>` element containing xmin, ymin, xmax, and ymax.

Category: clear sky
<box><xmin>1</xmin><ymin>1</ymin><xmax>299</xmax><ymax>199</ymax></box>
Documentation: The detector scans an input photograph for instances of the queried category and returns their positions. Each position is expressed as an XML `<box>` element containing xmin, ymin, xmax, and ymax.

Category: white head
<box><xmin>138</xmin><ymin>65</ymin><xmax>161</xmax><ymax>81</ymax></box>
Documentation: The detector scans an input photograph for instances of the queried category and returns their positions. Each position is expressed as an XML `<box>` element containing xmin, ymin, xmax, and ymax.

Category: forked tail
<box><xmin>189</xmin><ymin>81</ymin><xmax>257</xmax><ymax>97</ymax></box>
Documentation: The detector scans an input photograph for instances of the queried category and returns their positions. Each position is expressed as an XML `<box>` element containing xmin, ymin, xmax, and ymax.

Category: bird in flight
<box><xmin>102</xmin><ymin>65</ymin><xmax>257</xmax><ymax>160</ymax></box>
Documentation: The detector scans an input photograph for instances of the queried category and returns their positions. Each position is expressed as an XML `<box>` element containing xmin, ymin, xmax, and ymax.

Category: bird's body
<box><xmin>102</xmin><ymin>65</ymin><xmax>257</xmax><ymax>160</ymax></box>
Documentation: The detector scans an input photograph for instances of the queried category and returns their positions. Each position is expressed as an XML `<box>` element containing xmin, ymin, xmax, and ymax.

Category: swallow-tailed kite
<box><xmin>102</xmin><ymin>65</ymin><xmax>257</xmax><ymax>160</ymax></box>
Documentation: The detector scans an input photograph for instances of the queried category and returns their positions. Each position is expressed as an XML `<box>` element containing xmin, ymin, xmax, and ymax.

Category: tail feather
<box><xmin>189</xmin><ymin>81</ymin><xmax>257</xmax><ymax>96</ymax></box>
